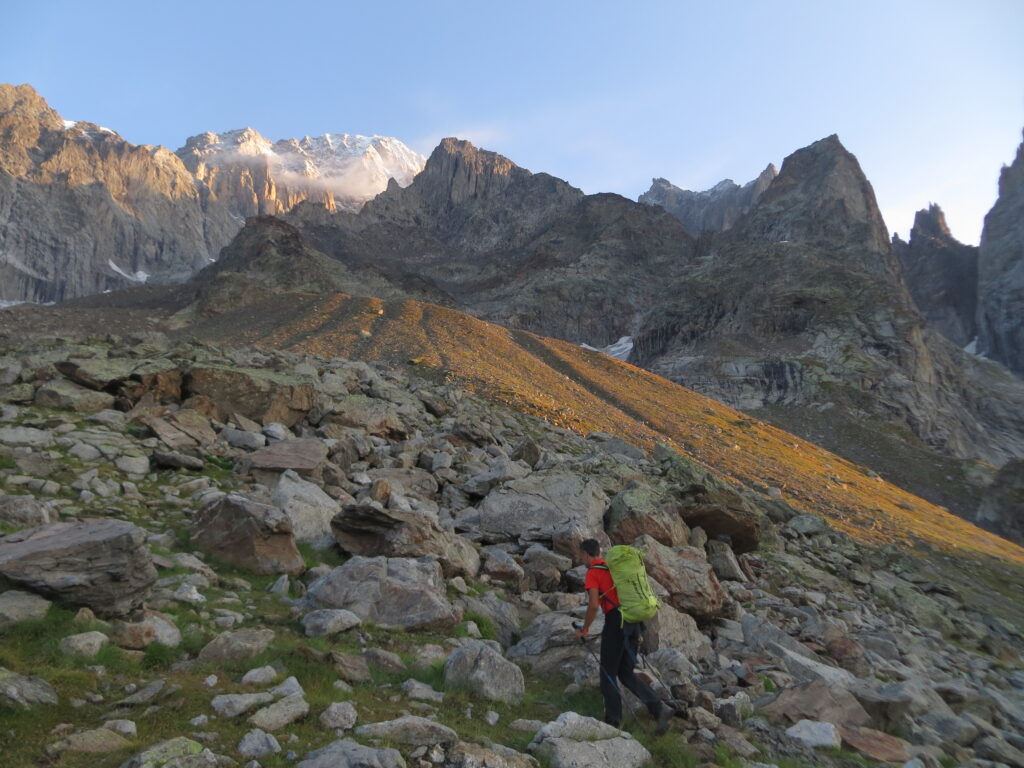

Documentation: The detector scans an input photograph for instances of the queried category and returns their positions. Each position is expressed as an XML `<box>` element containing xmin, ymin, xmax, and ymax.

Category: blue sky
<box><xmin>5</xmin><ymin>0</ymin><xmax>1023</xmax><ymax>244</ymax></box>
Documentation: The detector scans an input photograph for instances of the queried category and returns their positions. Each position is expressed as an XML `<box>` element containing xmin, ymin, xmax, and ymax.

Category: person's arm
<box><xmin>575</xmin><ymin>586</ymin><xmax>600</xmax><ymax>638</ymax></box>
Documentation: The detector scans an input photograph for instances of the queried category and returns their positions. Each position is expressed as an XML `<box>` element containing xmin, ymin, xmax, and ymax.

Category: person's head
<box><xmin>580</xmin><ymin>538</ymin><xmax>601</xmax><ymax>564</ymax></box>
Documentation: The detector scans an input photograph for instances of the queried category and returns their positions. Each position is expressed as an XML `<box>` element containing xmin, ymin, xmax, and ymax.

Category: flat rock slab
<box><xmin>443</xmin><ymin>639</ymin><xmax>525</xmax><ymax>703</ymax></box>
<box><xmin>528</xmin><ymin>712</ymin><xmax>651</xmax><ymax>768</ymax></box>
<box><xmin>298</xmin><ymin>738</ymin><xmax>405</xmax><ymax>768</ymax></box>
<box><xmin>250</xmin><ymin>439</ymin><xmax>328</xmax><ymax>473</ymax></box>
<box><xmin>0</xmin><ymin>667</ymin><xmax>59</xmax><ymax>708</ymax></box>
<box><xmin>118</xmin><ymin>736</ymin><xmax>210</xmax><ymax>768</ymax></box>
<box><xmin>839</xmin><ymin>725</ymin><xmax>910</xmax><ymax>763</ymax></box>
<box><xmin>248</xmin><ymin>693</ymin><xmax>310</xmax><ymax>730</ymax></box>
<box><xmin>197</xmin><ymin>629</ymin><xmax>276</xmax><ymax>664</ymax></box>
<box><xmin>62</xmin><ymin>727</ymin><xmax>131</xmax><ymax>753</ymax></box>
<box><xmin>0</xmin><ymin>519</ymin><xmax>156</xmax><ymax>617</ymax></box>
<box><xmin>356</xmin><ymin>715</ymin><xmax>458</xmax><ymax>747</ymax></box>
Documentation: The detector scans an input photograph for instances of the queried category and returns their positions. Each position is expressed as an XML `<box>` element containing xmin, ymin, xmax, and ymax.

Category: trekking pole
<box><xmin>572</xmin><ymin>621</ymin><xmax>641</xmax><ymax>723</ymax></box>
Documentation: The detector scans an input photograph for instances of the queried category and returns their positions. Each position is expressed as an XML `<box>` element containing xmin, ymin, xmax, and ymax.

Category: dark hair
<box><xmin>580</xmin><ymin>539</ymin><xmax>601</xmax><ymax>557</ymax></box>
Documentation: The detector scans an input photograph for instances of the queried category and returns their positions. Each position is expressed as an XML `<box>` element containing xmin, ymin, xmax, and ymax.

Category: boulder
<box><xmin>34</xmin><ymin>378</ymin><xmax>115</xmax><ymax>413</ymax></box>
<box><xmin>0</xmin><ymin>494</ymin><xmax>52</xmax><ymax>528</ymax></box>
<box><xmin>839</xmin><ymin>726</ymin><xmax>910</xmax><ymax>763</ymax></box>
<box><xmin>478</xmin><ymin>474</ymin><xmax>607</xmax><ymax>545</ymax></box>
<box><xmin>633</xmin><ymin>535</ymin><xmax>725</xmax><ymax>619</ymax></box>
<box><xmin>365</xmin><ymin>467</ymin><xmax>439</xmax><ymax>500</ymax></box>
<box><xmin>463</xmin><ymin>456</ymin><xmax>532</xmax><ymax>497</ymax></box>
<box><xmin>249</xmin><ymin>438</ymin><xmax>328</xmax><ymax>474</ymax></box>
<box><xmin>331</xmin><ymin>501</ymin><xmax>479</xmax><ymax>578</ymax></box>
<box><xmin>322</xmin><ymin>394</ymin><xmax>406</xmax><ymax>438</ymax></box>
<box><xmin>647</xmin><ymin>602</ymin><xmax>712</xmax><ymax>659</ymax></box>
<box><xmin>706</xmin><ymin>539</ymin><xmax>747</xmax><ymax>582</ymax></box>
<box><xmin>0</xmin><ymin>667</ymin><xmax>58</xmax><ymax>708</ymax></box>
<box><xmin>212</xmin><ymin>692</ymin><xmax>274</xmax><ymax>718</ymax></box>
<box><xmin>301</xmin><ymin>609</ymin><xmax>362</xmax><ymax>637</ymax></box>
<box><xmin>0</xmin><ymin>520</ymin><xmax>156</xmax><ymax>617</ymax></box>
<box><xmin>0</xmin><ymin>590</ymin><xmax>51</xmax><ymax>629</ymax></box>
<box><xmin>443</xmin><ymin>640</ymin><xmax>525</xmax><ymax>703</ymax></box>
<box><xmin>184</xmin><ymin>365</ymin><xmax>315</xmax><ymax>426</ymax></box>
<box><xmin>298</xmin><ymin>739</ymin><xmax>405</xmax><ymax>768</ymax></box>
<box><xmin>785</xmin><ymin>719</ymin><xmax>841</xmax><ymax>748</ymax></box>
<box><xmin>0</xmin><ymin>426</ymin><xmax>54</xmax><ymax>448</ymax></box>
<box><xmin>238</xmin><ymin>728</ymin><xmax>281</xmax><ymax>758</ymax></box>
<box><xmin>605</xmin><ymin>481</ymin><xmax>689</xmax><ymax>547</ymax></box>
<box><xmin>305</xmin><ymin>556</ymin><xmax>461</xmax><ymax>631</ymax></box>
<box><xmin>449</xmin><ymin>742</ymin><xmax>538</xmax><ymax>768</ymax></box>
<box><xmin>528</xmin><ymin>712</ymin><xmax>651</xmax><ymax>768</ymax></box>
<box><xmin>59</xmin><ymin>630</ymin><xmax>108</xmax><ymax>659</ymax></box>
<box><xmin>62</xmin><ymin>727</ymin><xmax>131</xmax><ymax>753</ymax></box>
<box><xmin>761</xmin><ymin>680</ymin><xmax>871</xmax><ymax>727</ymax></box>
<box><xmin>459</xmin><ymin>592</ymin><xmax>522</xmax><ymax>647</ymax></box>
<box><xmin>355</xmin><ymin>715</ymin><xmax>458</xmax><ymax>747</ymax></box>
<box><xmin>248</xmin><ymin>693</ymin><xmax>310</xmax><ymax>730</ymax></box>
<box><xmin>190</xmin><ymin>493</ymin><xmax>305</xmax><ymax>575</ymax></box>
<box><xmin>111</xmin><ymin>610</ymin><xmax>181</xmax><ymax>649</ymax></box>
<box><xmin>319</xmin><ymin>701</ymin><xmax>358</xmax><ymax>731</ymax></box>
<box><xmin>197</xmin><ymin>629</ymin><xmax>275</xmax><ymax>664</ymax></box>
<box><xmin>118</xmin><ymin>737</ymin><xmax>212</xmax><ymax>768</ymax></box>
<box><xmin>272</xmin><ymin>470</ymin><xmax>340</xmax><ymax>548</ymax></box>
<box><xmin>507</xmin><ymin>611</ymin><xmax>604</xmax><ymax>678</ymax></box>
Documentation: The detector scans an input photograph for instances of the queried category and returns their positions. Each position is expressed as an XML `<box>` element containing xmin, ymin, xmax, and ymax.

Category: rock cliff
<box><xmin>639</xmin><ymin>164</ymin><xmax>777</xmax><ymax>235</ymax></box>
<box><xmin>892</xmin><ymin>205</ymin><xmax>978</xmax><ymax>348</ymax></box>
<box><xmin>176</xmin><ymin>128</ymin><xmax>424</xmax><ymax>217</ymax></box>
<box><xmin>977</xmin><ymin>130</ymin><xmax>1024</xmax><ymax>376</ymax></box>
<box><xmin>0</xmin><ymin>84</ymin><xmax>237</xmax><ymax>303</ymax></box>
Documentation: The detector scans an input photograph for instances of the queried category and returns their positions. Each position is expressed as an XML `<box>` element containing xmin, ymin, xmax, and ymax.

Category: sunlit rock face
<box><xmin>0</xmin><ymin>84</ymin><xmax>237</xmax><ymax>303</ymax></box>
<box><xmin>892</xmin><ymin>204</ymin><xmax>978</xmax><ymax>348</ymax></box>
<box><xmin>977</xmin><ymin>130</ymin><xmax>1024</xmax><ymax>377</ymax></box>
<box><xmin>176</xmin><ymin>129</ymin><xmax>425</xmax><ymax>217</ymax></box>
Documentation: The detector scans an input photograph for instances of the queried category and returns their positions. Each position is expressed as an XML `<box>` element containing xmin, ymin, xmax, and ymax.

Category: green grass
<box><xmin>0</xmin><ymin>454</ymin><xmax>16</xmax><ymax>470</ymax></box>
<box><xmin>296</xmin><ymin>541</ymin><xmax>347</xmax><ymax>569</ymax></box>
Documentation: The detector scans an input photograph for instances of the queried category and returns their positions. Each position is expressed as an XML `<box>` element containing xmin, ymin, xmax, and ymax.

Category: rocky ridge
<box><xmin>639</xmin><ymin>164</ymin><xmax>777</xmax><ymax>235</ymax></box>
<box><xmin>0</xmin><ymin>334</ymin><xmax>1021</xmax><ymax>768</ymax></box>
<box><xmin>892</xmin><ymin>204</ymin><xmax>979</xmax><ymax>348</ymax></box>
<box><xmin>977</xmin><ymin>130</ymin><xmax>1024</xmax><ymax>376</ymax></box>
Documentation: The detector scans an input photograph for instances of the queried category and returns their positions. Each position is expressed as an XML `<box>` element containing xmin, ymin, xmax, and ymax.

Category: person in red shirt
<box><xmin>575</xmin><ymin>539</ymin><xmax>673</xmax><ymax>732</ymax></box>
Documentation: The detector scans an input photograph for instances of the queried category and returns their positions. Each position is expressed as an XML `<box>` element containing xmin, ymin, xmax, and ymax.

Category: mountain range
<box><xmin>1</xmin><ymin>83</ymin><xmax>1022</xmax><ymax>544</ymax></box>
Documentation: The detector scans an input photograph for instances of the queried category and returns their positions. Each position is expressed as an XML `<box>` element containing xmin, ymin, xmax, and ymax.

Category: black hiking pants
<box><xmin>599</xmin><ymin>607</ymin><xmax>663</xmax><ymax>726</ymax></box>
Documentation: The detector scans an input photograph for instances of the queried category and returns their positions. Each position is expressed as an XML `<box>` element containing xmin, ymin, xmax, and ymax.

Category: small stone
<box><xmin>212</xmin><ymin>693</ymin><xmax>274</xmax><ymax>718</ymax></box>
<box><xmin>248</xmin><ymin>693</ymin><xmax>310</xmax><ymax>731</ymax></box>
<box><xmin>102</xmin><ymin>719</ymin><xmax>137</xmax><ymax>737</ymax></box>
<box><xmin>203</xmin><ymin>675</ymin><xmax>218</xmax><ymax>687</ymax></box>
<box><xmin>172</xmin><ymin>584</ymin><xmax>205</xmax><ymax>604</ymax></box>
<box><xmin>320</xmin><ymin>701</ymin><xmax>358</xmax><ymax>730</ymax></box>
<box><xmin>241</xmin><ymin>666</ymin><xmax>279</xmax><ymax>685</ymax></box>
<box><xmin>238</xmin><ymin>728</ymin><xmax>281</xmax><ymax>758</ymax></box>
<box><xmin>485</xmin><ymin>710</ymin><xmax>500</xmax><ymax>726</ymax></box>
<box><xmin>269</xmin><ymin>676</ymin><xmax>304</xmax><ymax>698</ymax></box>
<box><xmin>189</xmin><ymin>715</ymin><xmax>209</xmax><ymax>727</ymax></box>
<box><xmin>301</xmin><ymin>608</ymin><xmax>362</xmax><ymax>637</ymax></box>
<box><xmin>58</xmin><ymin>631</ymin><xmax>109</xmax><ymax>659</ymax></box>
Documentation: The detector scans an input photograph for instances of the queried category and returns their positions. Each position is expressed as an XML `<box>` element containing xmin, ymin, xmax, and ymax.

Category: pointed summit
<box><xmin>733</xmin><ymin>134</ymin><xmax>891</xmax><ymax>260</ymax></box>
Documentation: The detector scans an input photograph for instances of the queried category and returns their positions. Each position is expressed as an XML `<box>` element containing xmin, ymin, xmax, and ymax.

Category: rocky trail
<box><xmin>0</xmin><ymin>336</ymin><xmax>1022</xmax><ymax>768</ymax></box>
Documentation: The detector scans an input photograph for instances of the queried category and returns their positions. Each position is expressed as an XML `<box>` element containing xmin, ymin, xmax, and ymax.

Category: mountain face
<box><xmin>0</xmin><ymin>84</ymin><xmax>424</xmax><ymax>305</ymax></box>
<box><xmin>639</xmin><ymin>164</ymin><xmax>776</xmax><ymax>235</ymax></box>
<box><xmin>286</xmin><ymin>138</ymin><xmax>697</xmax><ymax>346</ymax></box>
<box><xmin>0</xmin><ymin>84</ymin><xmax>238</xmax><ymax>303</ymax></box>
<box><xmin>175</xmin><ymin>128</ymin><xmax>424</xmax><ymax>217</ymax></box>
<box><xmin>892</xmin><ymin>204</ymin><xmax>978</xmax><ymax>348</ymax></box>
<box><xmin>977</xmin><ymin>130</ymin><xmax>1024</xmax><ymax>376</ymax></box>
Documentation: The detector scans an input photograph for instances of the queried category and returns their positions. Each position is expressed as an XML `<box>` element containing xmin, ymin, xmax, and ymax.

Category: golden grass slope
<box><xmin>186</xmin><ymin>291</ymin><xmax>1024</xmax><ymax>568</ymax></box>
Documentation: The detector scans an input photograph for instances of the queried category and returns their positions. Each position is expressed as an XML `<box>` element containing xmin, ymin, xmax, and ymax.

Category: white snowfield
<box><xmin>581</xmin><ymin>336</ymin><xmax>634</xmax><ymax>362</ymax></box>
<box><xmin>108</xmin><ymin>260</ymin><xmax>149</xmax><ymax>284</ymax></box>
<box><xmin>180</xmin><ymin>127</ymin><xmax>425</xmax><ymax>202</ymax></box>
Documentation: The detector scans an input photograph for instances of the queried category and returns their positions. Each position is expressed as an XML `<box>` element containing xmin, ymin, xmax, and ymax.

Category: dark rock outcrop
<box><xmin>893</xmin><ymin>204</ymin><xmax>979</xmax><ymax>347</ymax></box>
<box><xmin>977</xmin><ymin>130</ymin><xmax>1024</xmax><ymax>376</ymax></box>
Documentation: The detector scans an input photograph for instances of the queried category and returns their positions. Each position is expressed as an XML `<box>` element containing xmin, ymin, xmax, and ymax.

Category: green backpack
<box><xmin>597</xmin><ymin>545</ymin><xmax>660</xmax><ymax>624</ymax></box>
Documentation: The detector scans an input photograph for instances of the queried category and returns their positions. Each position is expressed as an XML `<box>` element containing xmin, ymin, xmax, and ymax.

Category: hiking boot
<box><xmin>654</xmin><ymin>703</ymin><xmax>674</xmax><ymax>736</ymax></box>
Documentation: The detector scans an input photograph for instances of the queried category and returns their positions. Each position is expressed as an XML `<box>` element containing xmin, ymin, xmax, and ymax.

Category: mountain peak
<box><xmin>911</xmin><ymin>203</ymin><xmax>954</xmax><ymax>242</ymax></box>
<box><xmin>733</xmin><ymin>134</ymin><xmax>891</xmax><ymax>258</ymax></box>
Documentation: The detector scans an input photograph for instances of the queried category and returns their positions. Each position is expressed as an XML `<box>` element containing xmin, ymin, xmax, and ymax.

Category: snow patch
<box><xmin>581</xmin><ymin>336</ymin><xmax>633</xmax><ymax>361</ymax></box>
<box><xmin>0</xmin><ymin>300</ymin><xmax>25</xmax><ymax>309</ymax></box>
<box><xmin>62</xmin><ymin>120</ymin><xmax>77</xmax><ymax>130</ymax></box>
<box><xmin>107</xmin><ymin>260</ymin><xmax>149</xmax><ymax>283</ymax></box>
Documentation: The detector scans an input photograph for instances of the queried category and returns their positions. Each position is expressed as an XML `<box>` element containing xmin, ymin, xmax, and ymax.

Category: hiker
<box><xmin>575</xmin><ymin>538</ymin><xmax>673</xmax><ymax>733</ymax></box>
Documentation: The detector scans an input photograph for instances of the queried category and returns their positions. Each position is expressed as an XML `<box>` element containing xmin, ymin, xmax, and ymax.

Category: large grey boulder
<box><xmin>0</xmin><ymin>426</ymin><xmax>54</xmax><ymax>448</ymax></box>
<box><xmin>272</xmin><ymin>470</ymin><xmax>340</xmax><ymax>549</ymax></box>
<box><xmin>528</xmin><ymin>712</ymin><xmax>651</xmax><ymax>768</ymax></box>
<box><xmin>331</xmin><ymin>501</ymin><xmax>479</xmax><ymax>578</ymax></box>
<box><xmin>478</xmin><ymin>473</ymin><xmax>606</xmax><ymax>545</ymax></box>
<box><xmin>305</xmin><ymin>556</ymin><xmax>461</xmax><ymax>632</ymax></box>
<box><xmin>297</xmin><ymin>738</ymin><xmax>405</xmax><ymax>768</ymax></box>
<box><xmin>0</xmin><ymin>667</ymin><xmax>58</xmax><ymax>708</ymax></box>
<box><xmin>443</xmin><ymin>639</ymin><xmax>525</xmax><ymax>703</ymax></box>
<box><xmin>605</xmin><ymin>480</ymin><xmax>689</xmax><ymax>547</ymax></box>
<box><xmin>190</xmin><ymin>493</ymin><xmax>305</xmax><ymax>575</ymax></box>
<box><xmin>0</xmin><ymin>520</ymin><xmax>156</xmax><ymax>617</ymax></box>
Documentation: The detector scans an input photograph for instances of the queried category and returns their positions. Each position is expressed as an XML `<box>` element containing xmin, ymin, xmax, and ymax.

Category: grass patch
<box><xmin>296</xmin><ymin>541</ymin><xmax>347</xmax><ymax>569</ymax></box>
<box><xmin>0</xmin><ymin>454</ymin><xmax>16</xmax><ymax>470</ymax></box>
